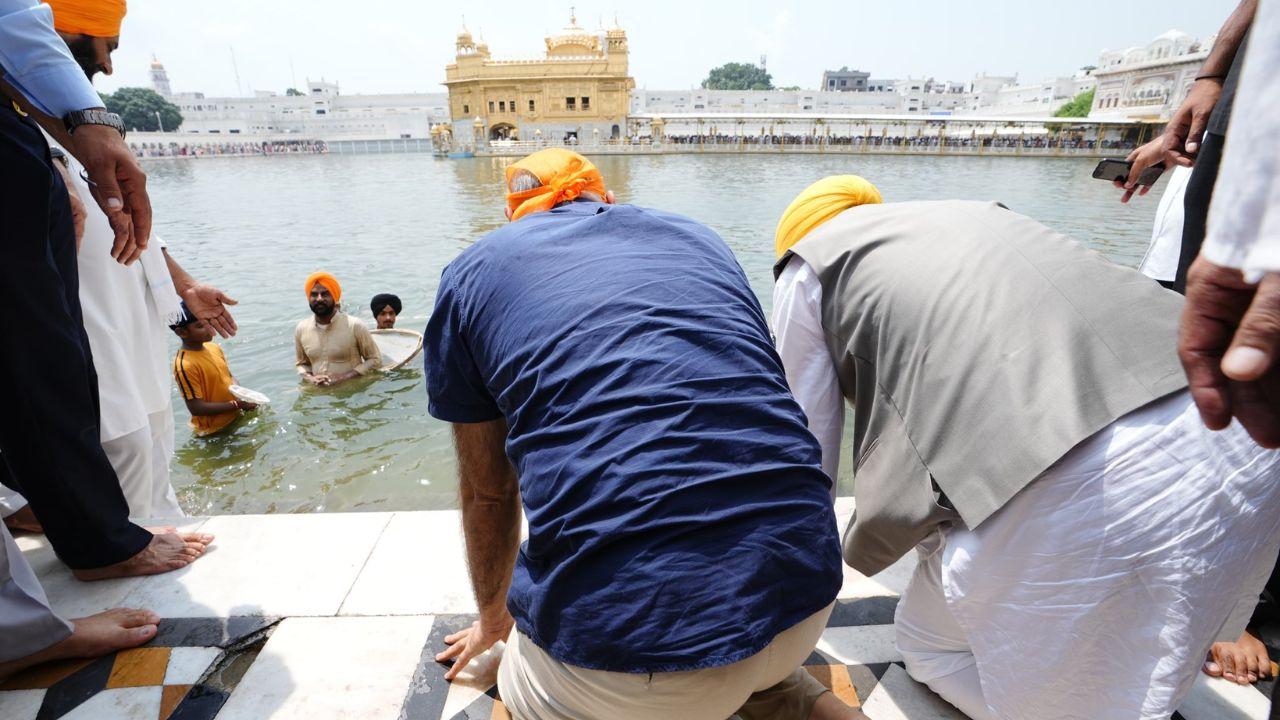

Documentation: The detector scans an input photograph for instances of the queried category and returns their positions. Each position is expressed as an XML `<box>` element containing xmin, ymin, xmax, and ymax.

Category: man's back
<box><xmin>426</xmin><ymin>201</ymin><xmax>841</xmax><ymax>673</ymax></box>
<box><xmin>783</xmin><ymin>199</ymin><xmax>1187</xmax><ymax>573</ymax></box>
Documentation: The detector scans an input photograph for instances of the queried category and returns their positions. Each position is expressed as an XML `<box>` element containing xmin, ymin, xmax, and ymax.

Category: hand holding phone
<box><xmin>1093</xmin><ymin>158</ymin><xmax>1165</xmax><ymax>187</ymax></box>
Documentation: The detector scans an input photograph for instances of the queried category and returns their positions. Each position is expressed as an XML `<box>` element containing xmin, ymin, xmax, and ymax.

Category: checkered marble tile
<box><xmin>410</xmin><ymin>607</ymin><xmax>1276</xmax><ymax>720</ymax></box>
<box><xmin>0</xmin><ymin>617</ymin><xmax>278</xmax><ymax>720</ymax></box>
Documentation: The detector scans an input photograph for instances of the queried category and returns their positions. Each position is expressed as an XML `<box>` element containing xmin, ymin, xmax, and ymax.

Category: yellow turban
<box><xmin>505</xmin><ymin>148</ymin><xmax>607</xmax><ymax>222</ymax></box>
<box><xmin>43</xmin><ymin>0</ymin><xmax>126</xmax><ymax>37</ymax></box>
<box><xmin>305</xmin><ymin>271</ymin><xmax>341</xmax><ymax>303</ymax></box>
<box><xmin>775</xmin><ymin>175</ymin><xmax>883</xmax><ymax>258</ymax></box>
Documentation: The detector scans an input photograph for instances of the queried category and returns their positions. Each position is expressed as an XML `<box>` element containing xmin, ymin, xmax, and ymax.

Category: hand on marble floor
<box><xmin>437</xmin><ymin>613</ymin><xmax>515</xmax><ymax>681</ymax></box>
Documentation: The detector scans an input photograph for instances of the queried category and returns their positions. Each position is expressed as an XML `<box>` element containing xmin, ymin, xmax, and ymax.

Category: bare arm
<box><xmin>163</xmin><ymin>248</ymin><xmax>239</xmax><ymax>338</ymax></box>
<box><xmin>1200</xmin><ymin>0</ymin><xmax>1257</xmax><ymax>79</ymax></box>
<box><xmin>436</xmin><ymin>418</ymin><xmax>520</xmax><ymax>681</ymax></box>
<box><xmin>183</xmin><ymin>397</ymin><xmax>242</xmax><ymax>417</ymax></box>
<box><xmin>1128</xmin><ymin>0</ymin><xmax>1258</xmax><ymax>187</ymax></box>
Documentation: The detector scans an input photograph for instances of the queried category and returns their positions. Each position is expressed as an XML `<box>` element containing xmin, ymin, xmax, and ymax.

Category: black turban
<box><xmin>168</xmin><ymin>301</ymin><xmax>197</xmax><ymax>330</ymax></box>
<box><xmin>371</xmin><ymin>293</ymin><xmax>402</xmax><ymax>316</ymax></box>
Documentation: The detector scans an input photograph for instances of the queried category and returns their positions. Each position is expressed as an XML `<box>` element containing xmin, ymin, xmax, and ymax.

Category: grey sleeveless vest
<box><xmin>775</xmin><ymin>200</ymin><xmax>1187</xmax><ymax>575</ymax></box>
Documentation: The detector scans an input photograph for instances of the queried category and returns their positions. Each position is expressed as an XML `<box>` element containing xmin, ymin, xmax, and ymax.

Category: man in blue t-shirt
<box><xmin>426</xmin><ymin>149</ymin><xmax>852</xmax><ymax>720</ymax></box>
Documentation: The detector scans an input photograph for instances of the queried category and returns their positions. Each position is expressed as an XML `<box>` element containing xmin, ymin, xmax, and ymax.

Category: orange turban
<box><xmin>43</xmin><ymin>0</ymin><xmax>127</xmax><ymax>37</ymax></box>
<box><xmin>305</xmin><ymin>271</ymin><xmax>341</xmax><ymax>303</ymax></box>
<box><xmin>505</xmin><ymin>148</ymin><xmax>607</xmax><ymax>221</ymax></box>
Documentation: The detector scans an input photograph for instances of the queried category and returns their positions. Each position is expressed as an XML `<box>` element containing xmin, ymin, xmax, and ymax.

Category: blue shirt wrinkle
<box><xmin>425</xmin><ymin>201</ymin><xmax>842</xmax><ymax>673</ymax></box>
<box><xmin>0</xmin><ymin>0</ymin><xmax>102</xmax><ymax>117</ymax></box>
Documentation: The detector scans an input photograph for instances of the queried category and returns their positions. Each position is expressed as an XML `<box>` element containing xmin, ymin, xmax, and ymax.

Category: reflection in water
<box><xmin>149</xmin><ymin>153</ymin><xmax>1160</xmax><ymax>514</ymax></box>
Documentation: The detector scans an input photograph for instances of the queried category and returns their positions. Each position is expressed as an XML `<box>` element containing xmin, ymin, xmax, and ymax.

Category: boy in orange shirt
<box><xmin>170</xmin><ymin>304</ymin><xmax>256</xmax><ymax>435</ymax></box>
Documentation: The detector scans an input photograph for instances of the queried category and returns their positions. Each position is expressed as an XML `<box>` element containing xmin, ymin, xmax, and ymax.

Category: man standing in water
<box><xmin>295</xmin><ymin>271</ymin><xmax>381</xmax><ymax>386</ymax></box>
<box><xmin>428</xmin><ymin>149</ymin><xmax>858</xmax><ymax>720</ymax></box>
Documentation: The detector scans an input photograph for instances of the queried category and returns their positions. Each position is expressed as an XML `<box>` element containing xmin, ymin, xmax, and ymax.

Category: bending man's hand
<box><xmin>436</xmin><ymin>611</ymin><xmax>515</xmax><ymax>681</ymax></box>
<box><xmin>1178</xmin><ymin>257</ymin><xmax>1280</xmax><ymax>447</ymax></box>
<box><xmin>72</xmin><ymin>123</ymin><xmax>152</xmax><ymax>265</ymax></box>
<box><xmin>181</xmin><ymin>283</ymin><xmax>239</xmax><ymax>338</ymax></box>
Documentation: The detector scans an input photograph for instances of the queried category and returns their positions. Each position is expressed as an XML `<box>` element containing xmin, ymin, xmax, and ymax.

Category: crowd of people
<box><xmin>2</xmin><ymin>1</ymin><xmax>1280</xmax><ymax>720</ymax></box>
<box><xmin>657</xmin><ymin>132</ymin><xmax>1138</xmax><ymax>151</ymax></box>
<box><xmin>128</xmin><ymin>139</ymin><xmax>328</xmax><ymax>158</ymax></box>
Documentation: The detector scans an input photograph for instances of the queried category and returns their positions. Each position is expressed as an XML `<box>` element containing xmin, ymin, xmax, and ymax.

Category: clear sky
<box><xmin>96</xmin><ymin>0</ymin><xmax>1235</xmax><ymax>97</ymax></box>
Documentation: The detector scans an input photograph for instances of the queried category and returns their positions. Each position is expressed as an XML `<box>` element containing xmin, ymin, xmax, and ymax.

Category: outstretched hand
<box><xmin>1179</xmin><ymin>258</ymin><xmax>1280</xmax><ymax>448</ymax></box>
<box><xmin>436</xmin><ymin>612</ymin><xmax>515</xmax><ymax>681</ymax></box>
<box><xmin>182</xmin><ymin>283</ymin><xmax>239</xmax><ymax>338</ymax></box>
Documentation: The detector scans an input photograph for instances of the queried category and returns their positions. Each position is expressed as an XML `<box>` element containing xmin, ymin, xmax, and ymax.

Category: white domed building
<box><xmin>1089</xmin><ymin>29</ymin><xmax>1213</xmax><ymax>121</ymax></box>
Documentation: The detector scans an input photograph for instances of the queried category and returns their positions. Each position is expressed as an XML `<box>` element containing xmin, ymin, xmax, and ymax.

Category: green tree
<box><xmin>1053</xmin><ymin>87</ymin><xmax>1096</xmax><ymax>118</ymax></box>
<box><xmin>286</xmin><ymin>87</ymin><xmax>304</xmax><ymax>96</ymax></box>
<box><xmin>102</xmin><ymin>87</ymin><xmax>183</xmax><ymax>131</ymax></box>
<box><xmin>702</xmin><ymin>62</ymin><xmax>774</xmax><ymax>91</ymax></box>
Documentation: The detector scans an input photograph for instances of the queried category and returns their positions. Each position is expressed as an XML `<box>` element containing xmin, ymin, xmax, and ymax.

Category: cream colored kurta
<box><xmin>294</xmin><ymin>312</ymin><xmax>381</xmax><ymax>378</ymax></box>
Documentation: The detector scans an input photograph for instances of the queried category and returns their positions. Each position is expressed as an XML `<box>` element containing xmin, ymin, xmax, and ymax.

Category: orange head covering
<box><xmin>305</xmin><ymin>271</ymin><xmax>341</xmax><ymax>303</ymax></box>
<box><xmin>505</xmin><ymin>148</ymin><xmax>607</xmax><ymax>221</ymax></box>
<box><xmin>43</xmin><ymin>0</ymin><xmax>127</xmax><ymax>37</ymax></box>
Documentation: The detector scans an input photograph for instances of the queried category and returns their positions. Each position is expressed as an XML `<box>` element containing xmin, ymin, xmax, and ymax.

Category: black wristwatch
<box><xmin>63</xmin><ymin>109</ymin><xmax>126</xmax><ymax>139</ymax></box>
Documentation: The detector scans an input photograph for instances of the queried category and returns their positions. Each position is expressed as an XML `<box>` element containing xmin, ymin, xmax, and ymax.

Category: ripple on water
<box><xmin>150</xmin><ymin>153</ymin><xmax>1159</xmax><ymax>514</ymax></box>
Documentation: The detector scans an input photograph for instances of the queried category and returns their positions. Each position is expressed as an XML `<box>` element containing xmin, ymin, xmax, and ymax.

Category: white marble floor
<box><xmin>7</xmin><ymin>499</ymin><xmax>1271</xmax><ymax>720</ymax></box>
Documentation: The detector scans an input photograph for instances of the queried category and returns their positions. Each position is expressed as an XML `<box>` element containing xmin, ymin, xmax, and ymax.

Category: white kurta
<box><xmin>64</xmin><ymin>150</ymin><xmax>174</xmax><ymax>441</ymax></box>
<box><xmin>8</xmin><ymin>142</ymin><xmax>186</xmax><ymax>518</ymax></box>
<box><xmin>1203</xmin><ymin>0</ymin><xmax>1280</xmax><ymax>280</ymax></box>
<box><xmin>771</xmin><ymin>255</ymin><xmax>1280</xmax><ymax>719</ymax></box>
<box><xmin>1138</xmin><ymin>165</ymin><xmax>1192</xmax><ymax>283</ymax></box>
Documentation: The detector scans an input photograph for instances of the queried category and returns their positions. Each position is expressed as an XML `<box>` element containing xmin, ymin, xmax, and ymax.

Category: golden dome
<box><xmin>546</xmin><ymin>10</ymin><xmax>600</xmax><ymax>57</ymax></box>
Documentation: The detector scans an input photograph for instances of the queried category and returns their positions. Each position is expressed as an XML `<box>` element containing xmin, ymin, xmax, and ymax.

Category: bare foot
<box><xmin>72</xmin><ymin>530</ymin><xmax>215</xmax><ymax>581</ymax></box>
<box><xmin>1204</xmin><ymin>630</ymin><xmax>1275</xmax><ymax>685</ymax></box>
<box><xmin>0</xmin><ymin>608</ymin><xmax>159</xmax><ymax>682</ymax></box>
<box><xmin>810</xmin><ymin>691</ymin><xmax>871</xmax><ymax>720</ymax></box>
<box><xmin>3</xmin><ymin>505</ymin><xmax>42</xmax><ymax>534</ymax></box>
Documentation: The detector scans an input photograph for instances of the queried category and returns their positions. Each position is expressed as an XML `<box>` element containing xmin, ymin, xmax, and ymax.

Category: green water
<box><xmin>147</xmin><ymin>153</ymin><xmax>1160</xmax><ymax>514</ymax></box>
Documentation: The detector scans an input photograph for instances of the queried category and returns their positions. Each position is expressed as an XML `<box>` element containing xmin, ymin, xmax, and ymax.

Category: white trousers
<box><xmin>103</xmin><ymin>409</ymin><xmax>182</xmax><ymax>519</ymax></box>
<box><xmin>498</xmin><ymin>603</ymin><xmax>833</xmax><ymax>720</ymax></box>
<box><xmin>895</xmin><ymin>391</ymin><xmax>1280</xmax><ymax>720</ymax></box>
<box><xmin>0</xmin><ymin>409</ymin><xmax>181</xmax><ymax>520</ymax></box>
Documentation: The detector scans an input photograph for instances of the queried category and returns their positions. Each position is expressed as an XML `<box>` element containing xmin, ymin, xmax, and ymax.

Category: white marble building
<box><xmin>963</xmin><ymin>72</ymin><xmax>1095</xmax><ymax>117</ymax></box>
<box><xmin>1088</xmin><ymin>30</ymin><xmax>1213</xmax><ymax>121</ymax></box>
<box><xmin>165</xmin><ymin>74</ymin><xmax>449</xmax><ymax>140</ymax></box>
<box><xmin>630</xmin><ymin>77</ymin><xmax>974</xmax><ymax>119</ymax></box>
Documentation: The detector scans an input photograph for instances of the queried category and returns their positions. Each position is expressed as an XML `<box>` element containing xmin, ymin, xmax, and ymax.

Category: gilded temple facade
<box><xmin>443</xmin><ymin>14</ymin><xmax>635</xmax><ymax>147</ymax></box>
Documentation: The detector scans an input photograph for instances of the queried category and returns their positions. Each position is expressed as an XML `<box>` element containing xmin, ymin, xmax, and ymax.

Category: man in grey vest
<box><xmin>770</xmin><ymin>176</ymin><xmax>1280</xmax><ymax>720</ymax></box>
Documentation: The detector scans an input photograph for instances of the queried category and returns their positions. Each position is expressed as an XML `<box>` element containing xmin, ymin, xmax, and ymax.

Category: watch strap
<box><xmin>64</xmin><ymin>109</ymin><xmax>126</xmax><ymax>139</ymax></box>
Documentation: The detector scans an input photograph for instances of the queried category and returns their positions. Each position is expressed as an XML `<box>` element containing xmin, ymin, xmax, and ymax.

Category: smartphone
<box><xmin>1093</xmin><ymin>158</ymin><xmax>1164</xmax><ymax>186</ymax></box>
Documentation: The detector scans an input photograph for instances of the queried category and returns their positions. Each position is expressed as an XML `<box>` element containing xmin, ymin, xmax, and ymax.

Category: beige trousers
<box><xmin>498</xmin><ymin>602</ymin><xmax>833</xmax><ymax>720</ymax></box>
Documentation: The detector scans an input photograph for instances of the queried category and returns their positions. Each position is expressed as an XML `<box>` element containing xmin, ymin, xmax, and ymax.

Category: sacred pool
<box><xmin>148</xmin><ymin>153</ymin><xmax>1159</xmax><ymax>515</ymax></box>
